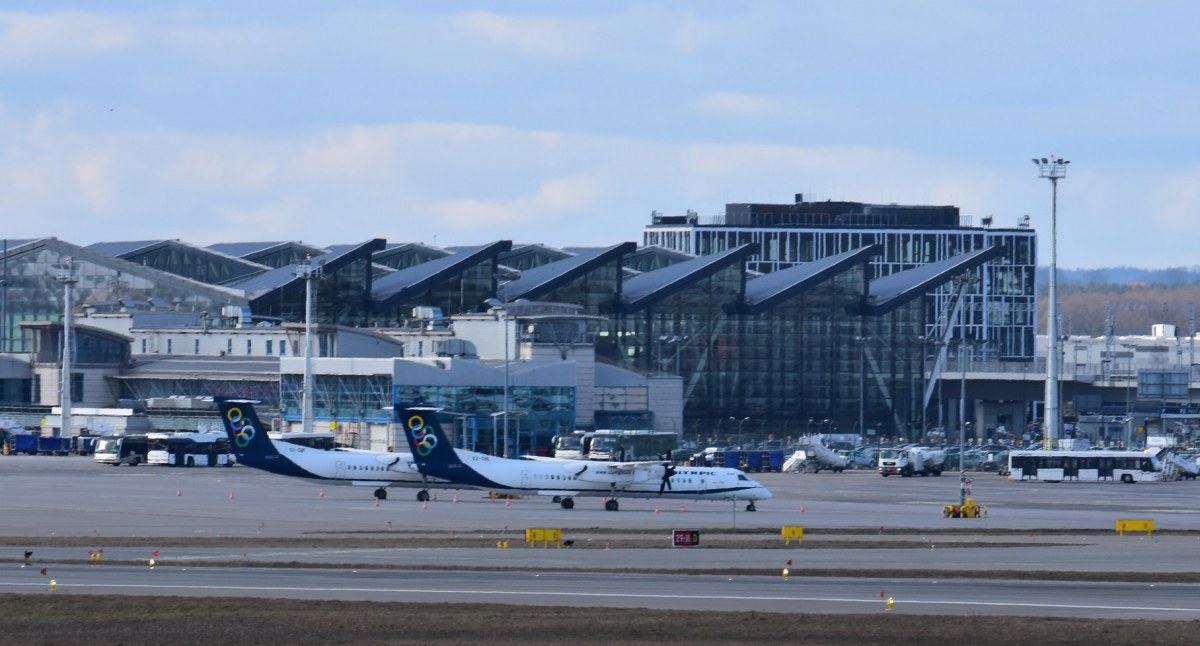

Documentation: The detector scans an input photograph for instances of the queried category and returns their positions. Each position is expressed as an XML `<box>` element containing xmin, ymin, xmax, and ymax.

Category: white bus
<box><xmin>551</xmin><ymin>431</ymin><xmax>592</xmax><ymax>460</ymax></box>
<box><xmin>1007</xmin><ymin>450</ymin><xmax>1163</xmax><ymax>483</ymax></box>
<box><xmin>146</xmin><ymin>432</ymin><xmax>234</xmax><ymax>467</ymax></box>
<box><xmin>94</xmin><ymin>434</ymin><xmax>149</xmax><ymax>466</ymax></box>
<box><xmin>587</xmin><ymin>429</ymin><xmax>678</xmax><ymax>462</ymax></box>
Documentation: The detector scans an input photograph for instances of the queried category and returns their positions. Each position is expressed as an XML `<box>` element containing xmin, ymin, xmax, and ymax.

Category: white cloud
<box><xmin>452</xmin><ymin>10</ymin><xmax>580</xmax><ymax>58</ymax></box>
<box><xmin>0</xmin><ymin>12</ymin><xmax>136</xmax><ymax>68</ymax></box>
<box><xmin>696</xmin><ymin>92</ymin><xmax>782</xmax><ymax>117</ymax></box>
<box><xmin>73</xmin><ymin>151</ymin><xmax>116</xmax><ymax>209</ymax></box>
<box><xmin>432</xmin><ymin>174</ymin><xmax>601</xmax><ymax>232</ymax></box>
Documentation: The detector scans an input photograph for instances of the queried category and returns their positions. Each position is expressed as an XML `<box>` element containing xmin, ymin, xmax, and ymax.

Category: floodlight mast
<box><xmin>1033</xmin><ymin>155</ymin><xmax>1069</xmax><ymax>447</ymax></box>
<box><xmin>296</xmin><ymin>255</ymin><xmax>322</xmax><ymax>435</ymax></box>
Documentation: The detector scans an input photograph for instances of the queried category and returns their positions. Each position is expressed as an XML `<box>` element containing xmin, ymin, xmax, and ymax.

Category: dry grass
<box><xmin>2</xmin><ymin>595</ymin><xmax>1197</xmax><ymax>645</ymax></box>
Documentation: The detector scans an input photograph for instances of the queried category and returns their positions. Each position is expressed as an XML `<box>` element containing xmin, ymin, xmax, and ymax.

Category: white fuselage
<box><xmin>453</xmin><ymin>451</ymin><xmax>771</xmax><ymax>502</ymax></box>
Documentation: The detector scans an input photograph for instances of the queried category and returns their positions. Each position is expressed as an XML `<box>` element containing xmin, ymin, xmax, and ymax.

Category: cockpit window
<box><xmin>738</xmin><ymin>474</ymin><xmax>749</xmax><ymax>481</ymax></box>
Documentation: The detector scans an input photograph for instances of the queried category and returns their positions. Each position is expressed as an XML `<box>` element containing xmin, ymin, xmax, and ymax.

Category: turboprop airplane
<box><xmin>215</xmin><ymin>398</ymin><xmax>462</xmax><ymax>502</ymax></box>
<box><xmin>399</xmin><ymin>406</ymin><xmax>771</xmax><ymax>511</ymax></box>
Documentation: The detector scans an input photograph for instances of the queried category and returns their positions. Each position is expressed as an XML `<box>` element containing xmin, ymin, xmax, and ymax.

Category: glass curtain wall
<box><xmin>609</xmin><ymin>264</ymin><xmax>745</xmax><ymax>435</ymax></box>
<box><xmin>393</xmin><ymin>383</ymin><xmax>575</xmax><ymax>455</ymax></box>
<box><xmin>1</xmin><ymin>244</ymin><xmax>242</xmax><ymax>354</ymax></box>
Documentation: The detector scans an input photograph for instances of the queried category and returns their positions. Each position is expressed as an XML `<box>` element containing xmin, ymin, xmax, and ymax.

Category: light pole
<box><xmin>736</xmin><ymin>416</ymin><xmax>750</xmax><ymax>449</ymax></box>
<box><xmin>952</xmin><ymin>272</ymin><xmax>979</xmax><ymax>507</ymax></box>
<box><xmin>1122</xmin><ymin>342</ymin><xmax>1136</xmax><ymax>446</ymax></box>
<box><xmin>1033</xmin><ymin>155</ymin><xmax>1069</xmax><ymax>447</ymax></box>
<box><xmin>485</xmin><ymin>292</ymin><xmax>513</xmax><ymax>456</ymax></box>
<box><xmin>55</xmin><ymin>257</ymin><xmax>77</xmax><ymax>439</ymax></box>
<box><xmin>856</xmin><ymin>335</ymin><xmax>869</xmax><ymax>438</ymax></box>
<box><xmin>296</xmin><ymin>254</ymin><xmax>321</xmax><ymax>435</ymax></box>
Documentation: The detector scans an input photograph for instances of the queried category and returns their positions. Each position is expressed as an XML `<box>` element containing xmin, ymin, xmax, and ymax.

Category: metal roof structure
<box><xmin>620</xmin><ymin>244</ymin><xmax>756</xmax><ymax>313</ymax></box>
<box><xmin>742</xmin><ymin>246</ymin><xmax>879</xmax><ymax>314</ymax></box>
<box><xmin>87</xmin><ymin>239</ymin><xmax>270</xmax><ymax>286</ymax></box>
<box><xmin>229</xmin><ymin>239</ymin><xmax>385</xmax><ymax>303</ymax></box>
<box><xmin>207</xmin><ymin>241</ymin><xmax>326</xmax><ymax>268</ymax></box>
<box><xmin>372</xmin><ymin>241</ymin><xmax>512</xmax><ymax>308</ymax></box>
<box><xmin>502</xmin><ymin>242</ymin><xmax>636</xmax><ymax>301</ymax></box>
<box><xmin>865</xmin><ymin>245</ymin><xmax>1004</xmax><ymax>315</ymax></box>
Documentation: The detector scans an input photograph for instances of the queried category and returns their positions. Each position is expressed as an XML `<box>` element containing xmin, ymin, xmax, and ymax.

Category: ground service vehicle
<box><xmin>585</xmin><ymin>430</ymin><xmax>677</xmax><ymax>462</ymax></box>
<box><xmin>879</xmin><ymin>446</ymin><xmax>945</xmax><ymax>477</ymax></box>
<box><xmin>1007</xmin><ymin>450</ymin><xmax>1163</xmax><ymax>483</ymax></box>
<box><xmin>93</xmin><ymin>434</ymin><xmax>150</xmax><ymax>466</ymax></box>
<box><xmin>552</xmin><ymin>431</ymin><xmax>591</xmax><ymax>460</ymax></box>
<box><xmin>146</xmin><ymin>432</ymin><xmax>233</xmax><ymax>467</ymax></box>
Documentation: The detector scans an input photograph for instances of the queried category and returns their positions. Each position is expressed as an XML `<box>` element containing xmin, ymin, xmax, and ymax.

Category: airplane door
<box><xmin>521</xmin><ymin>470</ymin><xmax>531</xmax><ymax>490</ymax></box>
<box><xmin>335</xmin><ymin>461</ymin><xmax>346</xmax><ymax>479</ymax></box>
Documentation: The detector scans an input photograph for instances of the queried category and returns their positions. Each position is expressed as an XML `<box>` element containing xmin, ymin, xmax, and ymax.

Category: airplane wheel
<box><xmin>552</xmin><ymin>496</ymin><xmax>562</xmax><ymax>503</ymax></box>
<box><xmin>746</xmin><ymin>502</ymin><xmax>757</xmax><ymax>512</ymax></box>
<box><xmin>605</xmin><ymin>499</ymin><xmax>619</xmax><ymax>512</ymax></box>
<box><xmin>560</xmin><ymin>498</ymin><xmax>574</xmax><ymax>509</ymax></box>
<box><xmin>374</xmin><ymin>488</ymin><xmax>388</xmax><ymax>500</ymax></box>
<box><xmin>416</xmin><ymin>490</ymin><xmax>429</xmax><ymax>502</ymax></box>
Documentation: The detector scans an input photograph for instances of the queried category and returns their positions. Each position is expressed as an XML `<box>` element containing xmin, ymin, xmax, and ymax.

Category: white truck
<box><xmin>878</xmin><ymin>446</ymin><xmax>945</xmax><ymax>477</ymax></box>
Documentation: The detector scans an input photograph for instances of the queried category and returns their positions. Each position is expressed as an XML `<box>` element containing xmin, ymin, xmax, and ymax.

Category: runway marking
<box><xmin>1</xmin><ymin>582</ymin><xmax>1197</xmax><ymax>614</ymax></box>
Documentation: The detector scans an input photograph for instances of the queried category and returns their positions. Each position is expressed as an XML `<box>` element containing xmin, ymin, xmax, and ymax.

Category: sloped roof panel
<box><xmin>372</xmin><ymin>241</ymin><xmax>512</xmax><ymax>307</ymax></box>
<box><xmin>232</xmin><ymin>239</ymin><xmax>385</xmax><ymax>301</ymax></box>
<box><xmin>87</xmin><ymin>240</ymin><xmax>163</xmax><ymax>256</ymax></box>
<box><xmin>743</xmin><ymin>246</ymin><xmax>878</xmax><ymax>314</ymax></box>
<box><xmin>865</xmin><ymin>245</ymin><xmax>1004</xmax><ymax>315</ymax></box>
<box><xmin>503</xmin><ymin>242</ymin><xmax>635</xmax><ymax>301</ymax></box>
<box><xmin>620</xmin><ymin>244</ymin><xmax>755</xmax><ymax>312</ymax></box>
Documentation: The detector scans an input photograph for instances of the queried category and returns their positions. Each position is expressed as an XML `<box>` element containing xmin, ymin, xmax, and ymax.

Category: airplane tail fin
<box><xmin>399</xmin><ymin>407</ymin><xmax>464</xmax><ymax>477</ymax></box>
<box><xmin>215</xmin><ymin>397</ymin><xmax>280</xmax><ymax>467</ymax></box>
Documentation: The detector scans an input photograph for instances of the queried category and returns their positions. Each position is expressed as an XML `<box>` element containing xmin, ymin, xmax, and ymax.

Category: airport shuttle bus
<box><xmin>146</xmin><ymin>432</ymin><xmax>234</xmax><ymax>467</ymax></box>
<box><xmin>1007</xmin><ymin>450</ymin><xmax>1163</xmax><ymax>483</ymax></box>
<box><xmin>93</xmin><ymin>434</ymin><xmax>149</xmax><ymax>466</ymax></box>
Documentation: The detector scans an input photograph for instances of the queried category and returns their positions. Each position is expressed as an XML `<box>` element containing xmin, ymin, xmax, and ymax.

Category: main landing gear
<box><xmin>373</xmin><ymin>487</ymin><xmax>388</xmax><ymax>500</ymax></box>
<box><xmin>416</xmin><ymin>490</ymin><xmax>430</xmax><ymax>502</ymax></box>
<box><xmin>745</xmin><ymin>502</ymin><xmax>757</xmax><ymax>512</ymax></box>
<box><xmin>604</xmin><ymin>499</ymin><xmax>620</xmax><ymax>512</ymax></box>
<box><xmin>560</xmin><ymin>497</ymin><xmax>575</xmax><ymax>509</ymax></box>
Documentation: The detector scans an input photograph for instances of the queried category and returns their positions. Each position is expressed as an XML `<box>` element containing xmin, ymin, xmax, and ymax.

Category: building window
<box><xmin>167</xmin><ymin>339</ymin><xmax>172</xmax><ymax>354</ymax></box>
<box><xmin>246</xmin><ymin>339</ymin><xmax>252</xmax><ymax>355</ymax></box>
<box><xmin>266</xmin><ymin>339</ymin><xmax>274</xmax><ymax>356</ymax></box>
<box><xmin>141</xmin><ymin>339</ymin><xmax>147</xmax><ymax>353</ymax></box>
<box><xmin>194</xmin><ymin>339</ymin><xmax>200</xmax><ymax>355</ymax></box>
<box><xmin>227</xmin><ymin>339</ymin><xmax>233</xmax><ymax>355</ymax></box>
<box><xmin>280</xmin><ymin>339</ymin><xmax>287</xmax><ymax>356</ymax></box>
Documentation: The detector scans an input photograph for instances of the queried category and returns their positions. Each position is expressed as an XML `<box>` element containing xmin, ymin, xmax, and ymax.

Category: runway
<box><xmin>2</xmin><ymin>564</ymin><xmax>1197</xmax><ymax>619</ymax></box>
<box><xmin>3</xmin><ymin>455</ymin><xmax>1200</xmax><ymax>617</ymax></box>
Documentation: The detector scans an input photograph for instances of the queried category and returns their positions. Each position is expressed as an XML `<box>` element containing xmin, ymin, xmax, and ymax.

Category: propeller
<box><xmin>659</xmin><ymin>463</ymin><xmax>676</xmax><ymax>494</ymax></box>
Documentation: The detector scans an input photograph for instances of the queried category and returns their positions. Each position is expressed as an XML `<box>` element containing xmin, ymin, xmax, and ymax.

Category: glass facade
<box><xmin>644</xmin><ymin>218</ymin><xmax>1037</xmax><ymax>361</ymax></box>
<box><xmin>275</xmin><ymin>375</ymin><xmax>575</xmax><ymax>455</ymax></box>
<box><xmin>121</xmin><ymin>377</ymin><xmax>279</xmax><ymax>407</ymax></box>
<box><xmin>254</xmin><ymin>255</ymin><xmax>377</xmax><ymax>327</ymax></box>
<box><xmin>0</xmin><ymin>241</ymin><xmax>245</xmax><ymax>354</ymax></box>
<box><xmin>112</xmin><ymin>243</ymin><xmax>262</xmax><ymax>285</ymax></box>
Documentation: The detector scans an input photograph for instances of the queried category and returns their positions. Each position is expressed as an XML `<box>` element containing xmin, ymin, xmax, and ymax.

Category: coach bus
<box><xmin>1007</xmin><ymin>450</ymin><xmax>1163</xmax><ymax>483</ymax></box>
<box><xmin>146</xmin><ymin>432</ymin><xmax>234</xmax><ymax>467</ymax></box>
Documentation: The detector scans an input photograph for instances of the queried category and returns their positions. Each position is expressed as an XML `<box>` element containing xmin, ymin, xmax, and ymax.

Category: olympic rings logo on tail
<box><xmin>226</xmin><ymin>406</ymin><xmax>257</xmax><ymax>448</ymax></box>
<box><xmin>407</xmin><ymin>414</ymin><xmax>438</xmax><ymax>456</ymax></box>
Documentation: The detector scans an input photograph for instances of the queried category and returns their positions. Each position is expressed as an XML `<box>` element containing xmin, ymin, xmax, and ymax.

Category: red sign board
<box><xmin>672</xmin><ymin>529</ymin><xmax>701</xmax><ymax>547</ymax></box>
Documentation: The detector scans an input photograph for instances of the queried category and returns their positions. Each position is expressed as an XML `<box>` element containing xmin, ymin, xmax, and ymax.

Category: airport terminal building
<box><xmin>0</xmin><ymin>197</ymin><xmax>1026</xmax><ymax>450</ymax></box>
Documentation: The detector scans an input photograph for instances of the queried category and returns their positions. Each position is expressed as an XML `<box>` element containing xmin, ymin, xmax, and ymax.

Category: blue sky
<box><xmin>1</xmin><ymin>2</ymin><xmax>1197</xmax><ymax>268</ymax></box>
